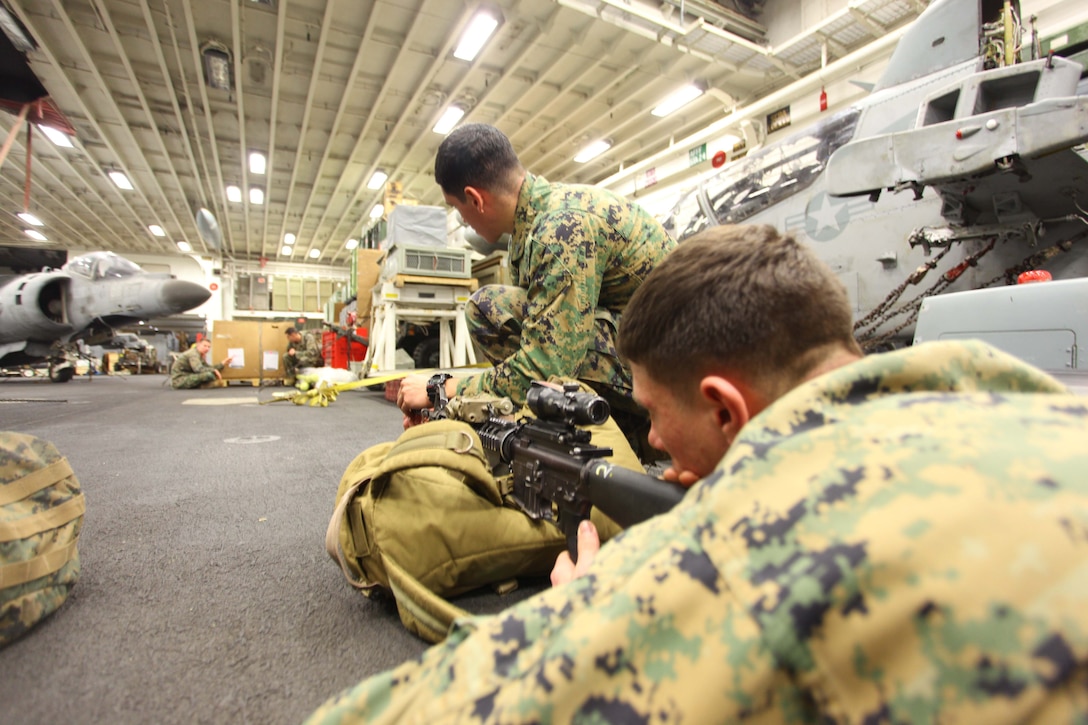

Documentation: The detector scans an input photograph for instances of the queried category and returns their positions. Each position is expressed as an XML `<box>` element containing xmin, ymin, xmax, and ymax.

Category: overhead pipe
<box><xmin>598</xmin><ymin>23</ymin><xmax>909</xmax><ymax>192</ymax></box>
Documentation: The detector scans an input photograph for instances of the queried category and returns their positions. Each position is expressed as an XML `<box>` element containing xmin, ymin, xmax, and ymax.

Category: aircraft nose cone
<box><xmin>161</xmin><ymin>279</ymin><xmax>212</xmax><ymax>313</ymax></box>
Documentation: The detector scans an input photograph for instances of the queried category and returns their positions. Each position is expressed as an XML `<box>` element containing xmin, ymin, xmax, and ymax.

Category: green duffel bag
<box><xmin>0</xmin><ymin>432</ymin><xmax>85</xmax><ymax>648</ymax></box>
<box><xmin>326</xmin><ymin>400</ymin><xmax>640</xmax><ymax>644</ymax></box>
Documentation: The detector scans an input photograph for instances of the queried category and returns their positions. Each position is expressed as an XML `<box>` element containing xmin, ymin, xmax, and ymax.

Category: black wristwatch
<box><xmin>426</xmin><ymin>373</ymin><xmax>453</xmax><ymax>407</ymax></box>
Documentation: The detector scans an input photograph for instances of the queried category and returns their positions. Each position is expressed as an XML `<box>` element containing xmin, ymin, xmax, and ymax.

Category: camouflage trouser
<box><xmin>283</xmin><ymin>356</ymin><xmax>300</xmax><ymax>381</ymax></box>
<box><xmin>467</xmin><ymin>285</ymin><xmax>663</xmax><ymax>462</ymax></box>
<box><xmin>171</xmin><ymin>370</ymin><xmax>217</xmax><ymax>389</ymax></box>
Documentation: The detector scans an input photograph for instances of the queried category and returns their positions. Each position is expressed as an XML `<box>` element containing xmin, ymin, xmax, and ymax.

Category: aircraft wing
<box><xmin>827</xmin><ymin>95</ymin><xmax>1088</xmax><ymax>198</ymax></box>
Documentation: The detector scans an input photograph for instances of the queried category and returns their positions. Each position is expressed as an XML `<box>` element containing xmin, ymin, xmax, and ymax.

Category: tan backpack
<box><xmin>326</xmin><ymin>412</ymin><xmax>637</xmax><ymax>643</ymax></box>
<box><xmin>1</xmin><ymin>432</ymin><xmax>84</xmax><ymax>648</ymax></box>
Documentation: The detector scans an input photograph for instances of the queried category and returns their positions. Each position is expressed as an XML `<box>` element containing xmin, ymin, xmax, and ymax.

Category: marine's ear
<box><xmin>463</xmin><ymin>186</ymin><xmax>487</xmax><ymax>212</ymax></box>
<box><xmin>699</xmin><ymin>374</ymin><xmax>753</xmax><ymax>441</ymax></box>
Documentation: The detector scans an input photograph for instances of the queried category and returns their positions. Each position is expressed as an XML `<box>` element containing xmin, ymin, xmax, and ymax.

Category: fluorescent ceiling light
<box><xmin>249</xmin><ymin>187</ymin><xmax>264</xmax><ymax>205</ymax></box>
<box><xmin>367</xmin><ymin>170</ymin><xmax>388</xmax><ymax>190</ymax></box>
<box><xmin>454</xmin><ymin>12</ymin><xmax>499</xmax><ymax>61</ymax></box>
<box><xmin>177</xmin><ymin>241</ymin><xmax>192</xmax><ymax>252</ymax></box>
<box><xmin>432</xmin><ymin>105</ymin><xmax>465</xmax><ymax>135</ymax></box>
<box><xmin>226</xmin><ymin>185</ymin><xmax>242</xmax><ymax>202</ymax></box>
<box><xmin>345</xmin><ymin>238</ymin><xmax>359</xmax><ymax>250</ymax></box>
<box><xmin>0</xmin><ymin>6</ymin><xmax>35</xmax><ymax>53</ymax></box>
<box><xmin>281</xmin><ymin>245</ymin><xmax>293</xmax><ymax>255</ymax></box>
<box><xmin>574</xmin><ymin>139</ymin><xmax>611</xmax><ymax>163</ymax></box>
<box><xmin>17</xmin><ymin>211</ymin><xmax>42</xmax><ymax>226</ymax></box>
<box><xmin>308</xmin><ymin>248</ymin><xmax>320</xmax><ymax>259</ymax></box>
<box><xmin>284</xmin><ymin>233</ymin><xmax>295</xmax><ymax>245</ymax></box>
<box><xmin>149</xmin><ymin>224</ymin><xmax>166</xmax><ymax>237</ymax></box>
<box><xmin>369</xmin><ymin>203</ymin><xmax>384</xmax><ymax>219</ymax></box>
<box><xmin>249</xmin><ymin>151</ymin><xmax>266</xmax><ymax>174</ymax></box>
<box><xmin>39</xmin><ymin>125</ymin><xmax>74</xmax><ymax>148</ymax></box>
<box><xmin>25</xmin><ymin>229</ymin><xmax>47</xmax><ymax>241</ymax></box>
<box><xmin>651</xmin><ymin>84</ymin><xmax>705</xmax><ymax>117</ymax></box>
<box><xmin>109</xmin><ymin>171</ymin><xmax>134</xmax><ymax>190</ymax></box>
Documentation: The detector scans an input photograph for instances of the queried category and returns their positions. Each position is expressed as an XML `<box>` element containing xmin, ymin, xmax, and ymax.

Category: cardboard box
<box><xmin>356</xmin><ymin>249</ymin><xmax>384</xmax><ymax>321</ymax></box>
<box><xmin>211</xmin><ymin>320</ymin><xmax>290</xmax><ymax>380</ymax></box>
<box><xmin>262</xmin><ymin>321</ymin><xmax>292</xmax><ymax>377</ymax></box>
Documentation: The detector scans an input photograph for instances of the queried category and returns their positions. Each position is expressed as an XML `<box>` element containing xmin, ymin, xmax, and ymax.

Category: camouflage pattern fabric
<box><xmin>285</xmin><ymin>330</ymin><xmax>325</xmax><ymax>379</ymax></box>
<box><xmin>465</xmin><ymin>286</ymin><xmax>641</xmax><ymax>416</ymax></box>
<box><xmin>454</xmin><ymin>172</ymin><xmax>675</xmax><ymax>410</ymax></box>
<box><xmin>306</xmin><ymin>341</ymin><xmax>1088</xmax><ymax>724</ymax></box>
<box><xmin>170</xmin><ymin>345</ymin><xmax>225</xmax><ymax>389</ymax></box>
<box><xmin>1</xmin><ymin>433</ymin><xmax>83</xmax><ymax>648</ymax></box>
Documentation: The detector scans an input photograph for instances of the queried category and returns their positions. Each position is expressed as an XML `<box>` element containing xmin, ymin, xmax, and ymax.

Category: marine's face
<box><xmin>631</xmin><ymin>363</ymin><xmax>731</xmax><ymax>483</ymax></box>
<box><xmin>196</xmin><ymin>340</ymin><xmax>211</xmax><ymax>355</ymax></box>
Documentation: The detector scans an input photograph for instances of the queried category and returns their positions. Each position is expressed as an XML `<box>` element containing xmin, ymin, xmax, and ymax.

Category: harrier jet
<box><xmin>0</xmin><ymin>251</ymin><xmax>210</xmax><ymax>381</ymax></box>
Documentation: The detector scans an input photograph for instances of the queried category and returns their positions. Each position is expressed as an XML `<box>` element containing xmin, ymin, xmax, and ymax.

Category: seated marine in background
<box><xmin>169</xmin><ymin>339</ymin><xmax>231</xmax><ymax>389</ymax></box>
<box><xmin>308</xmin><ymin>224</ymin><xmax>1088</xmax><ymax>723</ymax></box>
<box><xmin>283</xmin><ymin>326</ymin><xmax>325</xmax><ymax>384</ymax></box>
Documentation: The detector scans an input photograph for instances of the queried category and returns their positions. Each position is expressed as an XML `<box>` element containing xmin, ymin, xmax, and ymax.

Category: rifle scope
<box><xmin>526</xmin><ymin>383</ymin><xmax>610</xmax><ymax>427</ymax></box>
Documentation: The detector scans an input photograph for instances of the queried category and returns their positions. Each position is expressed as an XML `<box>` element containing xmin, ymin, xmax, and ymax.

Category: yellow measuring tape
<box><xmin>260</xmin><ymin>364</ymin><xmax>489</xmax><ymax>407</ymax></box>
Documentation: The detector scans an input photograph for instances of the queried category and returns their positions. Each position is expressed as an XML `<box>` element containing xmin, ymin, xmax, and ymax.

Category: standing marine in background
<box><xmin>170</xmin><ymin>339</ymin><xmax>231</xmax><ymax>389</ymax></box>
<box><xmin>283</xmin><ymin>327</ymin><xmax>325</xmax><ymax>384</ymax></box>
<box><xmin>396</xmin><ymin>123</ymin><xmax>676</xmax><ymax>458</ymax></box>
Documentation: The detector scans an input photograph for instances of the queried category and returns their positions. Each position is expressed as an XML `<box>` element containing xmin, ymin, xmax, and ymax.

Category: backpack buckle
<box><xmin>453</xmin><ymin>430</ymin><xmax>474</xmax><ymax>455</ymax></box>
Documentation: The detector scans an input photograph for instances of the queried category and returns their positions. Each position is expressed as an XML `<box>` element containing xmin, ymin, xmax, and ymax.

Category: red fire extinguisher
<box><xmin>819</xmin><ymin>87</ymin><xmax>828</xmax><ymax>112</ymax></box>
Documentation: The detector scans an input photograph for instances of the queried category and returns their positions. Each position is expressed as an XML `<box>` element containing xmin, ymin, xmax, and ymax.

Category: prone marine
<box><xmin>310</xmin><ymin>224</ymin><xmax>1088</xmax><ymax>723</ymax></box>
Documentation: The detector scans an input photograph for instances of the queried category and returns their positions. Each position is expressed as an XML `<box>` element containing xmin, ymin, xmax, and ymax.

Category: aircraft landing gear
<box><xmin>49</xmin><ymin>363</ymin><xmax>75</xmax><ymax>383</ymax></box>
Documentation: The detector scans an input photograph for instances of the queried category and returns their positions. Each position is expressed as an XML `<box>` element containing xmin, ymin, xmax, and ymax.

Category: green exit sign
<box><xmin>688</xmin><ymin>143</ymin><xmax>707</xmax><ymax>166</ymax></box>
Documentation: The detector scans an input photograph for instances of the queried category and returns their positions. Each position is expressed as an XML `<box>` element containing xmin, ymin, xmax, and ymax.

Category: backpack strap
<box><xmin>372</xmin><ymin>422</ymin><xmax>499</xmax><ymax>505</ymax></box>
<box><xmin>384</xmin><ymin>556</ymin><xmax>470</xmax><ymax>643</ymax></box>
<box><xmin>325</xmin><ymin>475</ymin><xmax>378</xmax><ymax>591</ymax></box>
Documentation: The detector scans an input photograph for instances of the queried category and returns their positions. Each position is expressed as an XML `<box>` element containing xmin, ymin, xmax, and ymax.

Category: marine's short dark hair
<box><xmin>618</xmin><ymin>224</ymin><xmax>861</xmax><ymax>399</ymax></box>
<box><xmin>434</xmin><ymin>123</ymin><xmax>524</xmax><ymax>202</ymax></box>
<box><xmin>285</xmin><ymin>327</ymin><xmax>298</xmax><ymax>336</ymax></box>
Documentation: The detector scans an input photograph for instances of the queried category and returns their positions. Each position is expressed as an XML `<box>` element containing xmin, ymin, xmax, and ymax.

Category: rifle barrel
<box><xmin>580</xmin><ymin>459</ymin><xmax>686</xmax><ymax>528</ymax></box>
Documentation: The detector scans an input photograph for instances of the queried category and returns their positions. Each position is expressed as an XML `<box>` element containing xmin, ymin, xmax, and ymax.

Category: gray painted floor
<box><xmin>0</xmin><ymin>373</ymin><xmax>546</xmax><ymax>724</ymax></box>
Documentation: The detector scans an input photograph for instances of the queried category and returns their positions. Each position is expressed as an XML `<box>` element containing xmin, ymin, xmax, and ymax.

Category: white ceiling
<box><xmin>0</xmin><ymin>0</ymin><xmax>926</xmax><ymax>268</ymax></box>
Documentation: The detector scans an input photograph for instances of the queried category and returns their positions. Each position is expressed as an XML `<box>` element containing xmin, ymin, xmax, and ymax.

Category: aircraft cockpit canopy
<box><xmin>668</xmin><ymin>108</ymin><xmax>861</xmax><ymax>240</ymax></box>
<box><xmin>63</xmin><ymin>252</ymin><xmax>144</xmax><ymax>280</ymax></box>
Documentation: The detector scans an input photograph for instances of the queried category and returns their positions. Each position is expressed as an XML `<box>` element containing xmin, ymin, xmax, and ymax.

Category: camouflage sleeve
<box><xmin>306</xmin><ymin>344</ymin><xmax>1088</xmax><ymax>724</ymax></box>
<box><xmin>457</xmin><ymin>211</ymin><xmax>598</xmax><ymax>406</ymax></box>
<box><xmin>303</xmin><ymin>507</ymin><xmax>791</xmax><ymax>724</ymax></box>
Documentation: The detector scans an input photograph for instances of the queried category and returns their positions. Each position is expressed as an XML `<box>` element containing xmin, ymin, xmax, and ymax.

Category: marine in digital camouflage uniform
<box><xmin>169</xmin><ymin>340</ymin><xmax>228</xmax><ymax>389</ymax></box>
<box><xmin>284</xmin><ymin>327</ymin><xmax>325</xmax><ymax>381</ymax></box>
<box><xmin>308</xmin><ymin>227</ymin><xmax>1088</xmax><ymax>724</ymax></box>
<box><xmin>461</xmin><ymin>171</ymin><xmax>675</xmax><ymax>417</ymax></box>
<box><xmin>401</xmin><ymin>124</ymin><xmax>674</xmax><ymax>457</ymax></box>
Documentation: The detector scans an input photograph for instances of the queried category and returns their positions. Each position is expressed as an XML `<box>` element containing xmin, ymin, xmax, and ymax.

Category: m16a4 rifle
<box><xmin>428</xmin><ymin>378</ymin><xmax>686</xmax><ymax>561</ymax></box>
